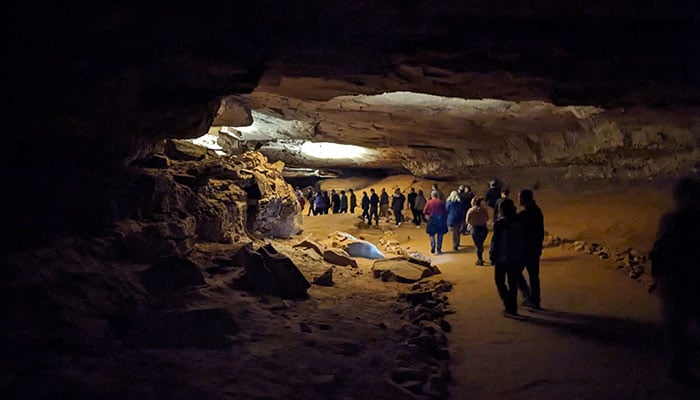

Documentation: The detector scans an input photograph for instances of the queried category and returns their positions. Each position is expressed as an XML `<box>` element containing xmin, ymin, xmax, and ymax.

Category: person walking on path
<box><xmin>485</xmin><ymin>179</ymin><xmax>501</xmax><ymax>222</ymax></box>
<box><xmin>349</xmin><ymin>189</ymin><xmax>357</xmax><ymax>214</ymax></box>
<box><xmin>306</xmin><ymin>188</ymin><xmax>315</xmax><ymax>216</ymax></box>
<box><xmin>413</xmin><ymin>189</ymin><xmax>427</xmax><ymax>227</ymax></box>
<box><xmin>391</xmin><ymin>188</ymin><xmax>406</xmax><ymax>226</ymax></box>
<box><xmin>431</xmin><ymin>183</ymin><xmax>444</xmax><ymax>200</ymax></box>
<box><xmin>339</xmin><ymin>190</ymin><xmax>348</xmax><ymax>213</ymax></box>
<box><xmin>446</xmin><ymin>190</ymin><xmax>463</xmax><ymax>251</ymax></box>
<box><xmin>494</xmin><ymin>189</ymin><xmax>513</xmax><ymax>221</ymax></box>
<box><xmin>423</xmin><ymin>190</ymin><xmax>448</xmax><ymax>254</ymax></box>
<box><xmin>331</xmin><ymin>190</ymin><xmax>341</xmax><ymax>214</ymax></box>
<box><xmin>489</xmin><ymin>199</ymin><xmax>526</xmax><ymax>317</ymax></box>
<box><xmin>379</xmin><ymin>188</ymin><xmax>389</xmax><ymax>221</ymax></box>
<box><xmin>369</xmin><ymin>188</ymin><xmax>380</xmax><ymax>226</ymax></box>
<box><xmin>466</xmin><ymin>197</ymin><xmax>489</xmax><ymax>266</ymax></box>
<box><xmin>360</xmin><ymin>191</ymin><xmax>370</xmax><ymax>223</ymax></box>
<box><xmin>517</xmin><ymin>189</ymin><xmax>544</xmax><ymax>310</ymax></box>
<box><xmin>650</xmin><ymin>176</ymin><xmax>700</xmax><ymax>385</ymax></box>
<box><xmin>458</xmin><ymin>185</ymin><xmax>474</xmax><ymax>234</ymax></box>
<box><xmin>407</xmin><ymin>187</ymin><xmax>417</xmax><ymax>223</ymax></box>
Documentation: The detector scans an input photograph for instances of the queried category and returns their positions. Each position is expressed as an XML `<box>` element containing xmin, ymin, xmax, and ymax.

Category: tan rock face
<box><xmin>206</xmin><ymin>78</ymin><xmax>699</xmax><ymax>180</ymax></box>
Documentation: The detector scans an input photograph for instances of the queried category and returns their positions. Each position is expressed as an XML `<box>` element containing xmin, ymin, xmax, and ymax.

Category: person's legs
<box><xmin>429</xmin><ymin>235</ymin><xmax>436</xmax><ymax>253</ymax></box>
<box><xmin>472</xmin><ymin>226</ymin><xmax>487</xmax><ymax>264</ymax></box>
<box><xmin>494</xmin><ymin>263</ymin><xmax>511</xmax><ymax>311</ymax></box>
<box><xmin>525</xmin><ymin>257</ymin><xmax>541</xmax><ymax>306</ymax></box>
<box><xmin>436</xmin><ymin>233</ymin><xmax>444</xmax><ymax>254</ymax></box>
<box><xmin>450</xmin><ymin>225</ymin><xmax>460</xmax><ymax>250</ymax></box>
<box><xmin>505</xmin><ymin>265</ymin><xmax>519</xmax><ymax>314</ymax></box>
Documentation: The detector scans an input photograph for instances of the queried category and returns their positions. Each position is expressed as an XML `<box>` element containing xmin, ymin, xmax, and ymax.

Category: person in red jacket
<box><xmin>423</xmin><ymin>190</ymin><xmax>448</xmax><ymax>254</ymax></box>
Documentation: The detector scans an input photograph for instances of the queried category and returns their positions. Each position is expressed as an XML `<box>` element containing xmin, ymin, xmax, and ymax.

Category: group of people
<box><xmin>416</xmin><ymin>180</ymin><xmax>545</xmax><ymax>316</ymax></box>
<box><xmin>297</xmin><ymin>187</ymin><xmax>358</xmax><ymax>216</ymax></box>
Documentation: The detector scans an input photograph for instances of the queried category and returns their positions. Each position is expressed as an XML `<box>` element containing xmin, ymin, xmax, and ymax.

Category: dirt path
<box><xmin>299</xmin><ymin>211</ymin><xmax>699</xmax><ymax>399</ymax></box>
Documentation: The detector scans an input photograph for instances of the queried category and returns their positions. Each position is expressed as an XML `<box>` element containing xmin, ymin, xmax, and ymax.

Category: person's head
<box><xmin>432</xmin><ymin>183</ymin><xmax>439</xmax><ymax>189</ymax></box>
<box><xmin>363</xmin><ymin>191</ymin><xmax>368</xmax><ymax>196</ymax></box>
<box><xmin>331</xmin><ymin>189</ymin><xmax>336</xmax><ymax>193</ymax></box>
<box><xmin>498</xmin><ymin>199</ymin><xmax>517</xmax><ymax>219</ymax></box>
<box><xmin>370</xmin><ymin>188</ymin><xmax>375</xmax><ymax>193</ymax></box>
<box><xmin>349</xmin><ymin>189</ymin><xmax>354</xmax><ymax>193</ymax></box>
<box><xmin>447</xmin><ymin>190</ymin><xmax>460</xmax><ymax>202</ymax></box>
<box><xmin>473</xmin><ymin>197</ymin><xmax>483</xmax><ymax>207</ymax></box>
<box><xmin>519</xmin><ymin>189</ymin><xmax>534</xmax><ymax>206</ymax></box>
<box><xmin>489</xmin><ymin>180</ymin><xmax>498</xmax><ymax>188</ymax></box>
<box><xmin>430</xmin><ymin>190</ymin><xmax>439</xmax><ymax>199</ymax></box>
<box><xmin>673</xmin><ymin>177</ymin><xmax>700</xmax><ymax>211</ymax></box>
<box><xmin>418</xmin><ymin>189</ymin><xmax>424</xmax><ymax>196</ymax></box>
<box><xmin>409</xmin><ymin>187</ymin><xmax>415</xmax><ymax>193</ymax></box>
<box><xmin>458</xmin><ymin>185</ymin><xmax>465</xmax><ymax>192</ymax></box>
<box><xmin>340</xmin><ymin>190</ymin><xmax>345</xmax><ymax>195</ymax></box>
<box><xmin>465</xmin><ymin>185</ymin><xmax>472</xmax><ymax>193</ymax></box>
<box><xmin>381</xmin><ymin>188</ymin><xmax>386</xmax><ymax>193</ymax></box>
<box><xmin>501</xmin><ymin>189</ymin><xmax>510</xmax><ymax>198</ymax></box>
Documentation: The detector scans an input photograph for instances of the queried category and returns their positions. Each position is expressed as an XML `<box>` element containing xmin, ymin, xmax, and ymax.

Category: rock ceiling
<box><xmin>3</xmin><ymin>1</ymin><xmax>700</xmax><ymax>246</ymax></box>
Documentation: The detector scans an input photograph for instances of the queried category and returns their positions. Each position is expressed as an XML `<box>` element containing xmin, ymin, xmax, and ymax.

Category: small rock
<box><xmin>312</xmin><ymin>267</ymin><xmax>334</xmax><ymax>286</ymax></box>
<box><xmin>299</xmin><ymin>321</ymin><xmax>313</xmax><ymax>333</ymax></box>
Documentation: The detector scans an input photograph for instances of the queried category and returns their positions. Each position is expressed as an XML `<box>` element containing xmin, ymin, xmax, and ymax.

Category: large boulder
<box><xmin>233</xmin><ymin>243</ymin><xmax>310</xmax><ymax>299</ymax></box>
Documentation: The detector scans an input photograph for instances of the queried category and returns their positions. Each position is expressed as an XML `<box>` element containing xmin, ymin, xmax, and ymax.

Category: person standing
<box><xmin>331</xmin><ymin>190</ymin><xmax>341</xmax><ymax>214</ymax></box>
<box><xmin>485</xmin><ymin>179</ymin><xmax>501</xmax><ymax>222</ymax></box>
<box><xmin>413</xmin><ymin>189</ymin><xmax>427</xmax><ymax>227</ymax></box>
<box><xmin>391</xmin><ymin>188</ymin><xmax>406</xmax><ymax>226</ymax></box>
<box><xmin>339</xmin><ymin>190</ymin><xmax>348</xmax><ymax>213</ymax></box>
<box><xmin>494</xmin><ymin>189</ymin><xmax>513</xmax><ymax>221</ymax></box>
<box><xmin>431</xmin><ymin>183</ymin><xmax>444</xmax><ymax>200</ymax></box>
<box><xmin>321</xmin><ymin>191</ymin><xmax>331</xmax><ymax>214</ymax></box>
<box><xmin>306</xmin><ymin>188</ymin><xmax>315</xmax><ymax>216</ymax></box>
<box><xmin>360</xmin><ymin>191</ymin><xmax>370</xmax><ymax>223</ymax></box>
<box><xmin>369</xmin><ymin>188</ymin><xmax>380</xmax><ymax>226</ymax></box>
<box><xmin>518</xmin><ymin>189</ymin><xmax>544</xmax><ymax>310</ymax></box>
<box><xmin>313</xmin><ymin>191</ymin><xmax>324</xmax><ymax>215</ymax></box>
<box><xmin>459</xmin><ymin>185</ymin><xmax>474</xmax><ymax>234</ymax></box>
<box><xmin>349</xmin><ymin>189</ymin><xmax>357</xmax><ymax>214</ymax></box>
<box><xmin>407</xmin><ymin>187</ymin><xmax>417</xmax><ymax>221</ymax></box>
<box><xmin>423</xmin><ymin>191</ymin><xmax>448</xmax><ymax>254</ymax></box>
<box><xmin>489</xmin><ymin>199</ymin><xmax>525</xmax><ymax>317</ymax></box>
<box><xmin>466</xmin><ymin>197</ymin><xmax>489</xmax><ymax>265</ymax></box>
<box><xmin>379</xmin><ymin>188</ymin><xmax>389</xmax><ymax>221</ymax></box>
<box><xmin>650</xmin><ymin>177</ymin><xmax>700</xmax><ymax>384</ymax></box>
<box><xmin>446</xmin><ymin>190</ymin><xmax>463</xmax><ymax>251</ymax></box>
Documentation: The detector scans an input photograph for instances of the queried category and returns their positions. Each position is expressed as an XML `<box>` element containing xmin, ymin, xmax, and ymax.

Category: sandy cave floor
<box><xmin>7</xmin><ymin>176</ymin><xmax>700</xmax><ymax>400</ymax></box>
<box><xmin>298</xmin><ymin>175</ymin><xmax>699</xmax><ymax>399</ymax></box>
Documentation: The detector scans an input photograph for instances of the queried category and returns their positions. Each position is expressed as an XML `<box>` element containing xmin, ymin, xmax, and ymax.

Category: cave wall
<box><xmin>3</xmin><ymin>1</ymin><xmax>699</xmax><ymax>250</ymax></box>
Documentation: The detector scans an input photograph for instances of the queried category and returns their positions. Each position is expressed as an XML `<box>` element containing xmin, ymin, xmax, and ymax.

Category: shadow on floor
<box><xmin>518</xmin><ymin>308</ymin><xmax>669</xmax><ymax>356</ymax></box>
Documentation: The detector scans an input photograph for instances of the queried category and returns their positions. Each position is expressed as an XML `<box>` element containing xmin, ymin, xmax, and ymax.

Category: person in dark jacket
<box><xmin>349</xmin><ymin>189</ymin><xmax>357</xmax><ymax>213</ymax></box>
<box><xmin>369</xmin><ymin>188</ymin><xmax>380</xmax><ymax>225</ymax></box>
<box><xmin>446</xmin><ymin>190</ymin><xmax>463</xmax><ymax>251</ymax></box>
<box><xmin>391</xmin><ymin>188</ymin><xmax>406</xmax><ymax>226</ymax></box>
<box><xmin>458</xmin><ymin>185</ymin><xmax>474</xmax><ymax>234</ymax></box>
<box><xmin>650</xmin><ymin>176</ymin><xmax>700</xmax><ymax>384</ymax></box>
<box><xmin>489</xmin><ymin>199</ymin><xmax>526</xmax><ymax>317</ymax></box>
<box><xmin>306</xmin><ymin>188</ymin><xmax>315</xmax><ymax>216</ymax></box>
<box><xmin>321</xmin><ymin>191</ymin><xmax>331</xmax><ymax>214</ymax></box>
<box><xmin>331</xmin><ymin>190</ymin><xmax>341</xmax><ymax>214</ymax></box>
<box><xmin>517</xmin><ymin>189</ymin><xmax>545</xmax><ymax>310</ymax></box>
<box><xmin>493</xmin><ymin>189</ymin><xmax>515</xmax><ymax>222</ymax></box>
<box><xmin>360</xmin><ymin>191</ymin><xmax>370</xmax><ymax>223</ymax></box>
<box><xmin>379</xmin><ymin>188</ymin><xmax>389</xmax><ymax>221</ymax></box>
<box><xmin>413</xmin><ymin>189</ymin><xmax>427</xmax><ymax>226</ymax></box>
<box><xmin>407</xmin><ymin>187</ymin><xmax>417</xmax><ymax>223</ymax></box>
<box><xmin>485</xmin><ymin>179</ymin><xmax>501</xmax><ymax>222</ymax></box>
<box><xmin>339</xmin><ymin>190</ymin><xmax>348</xmax><ymax>213</ymax></box>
